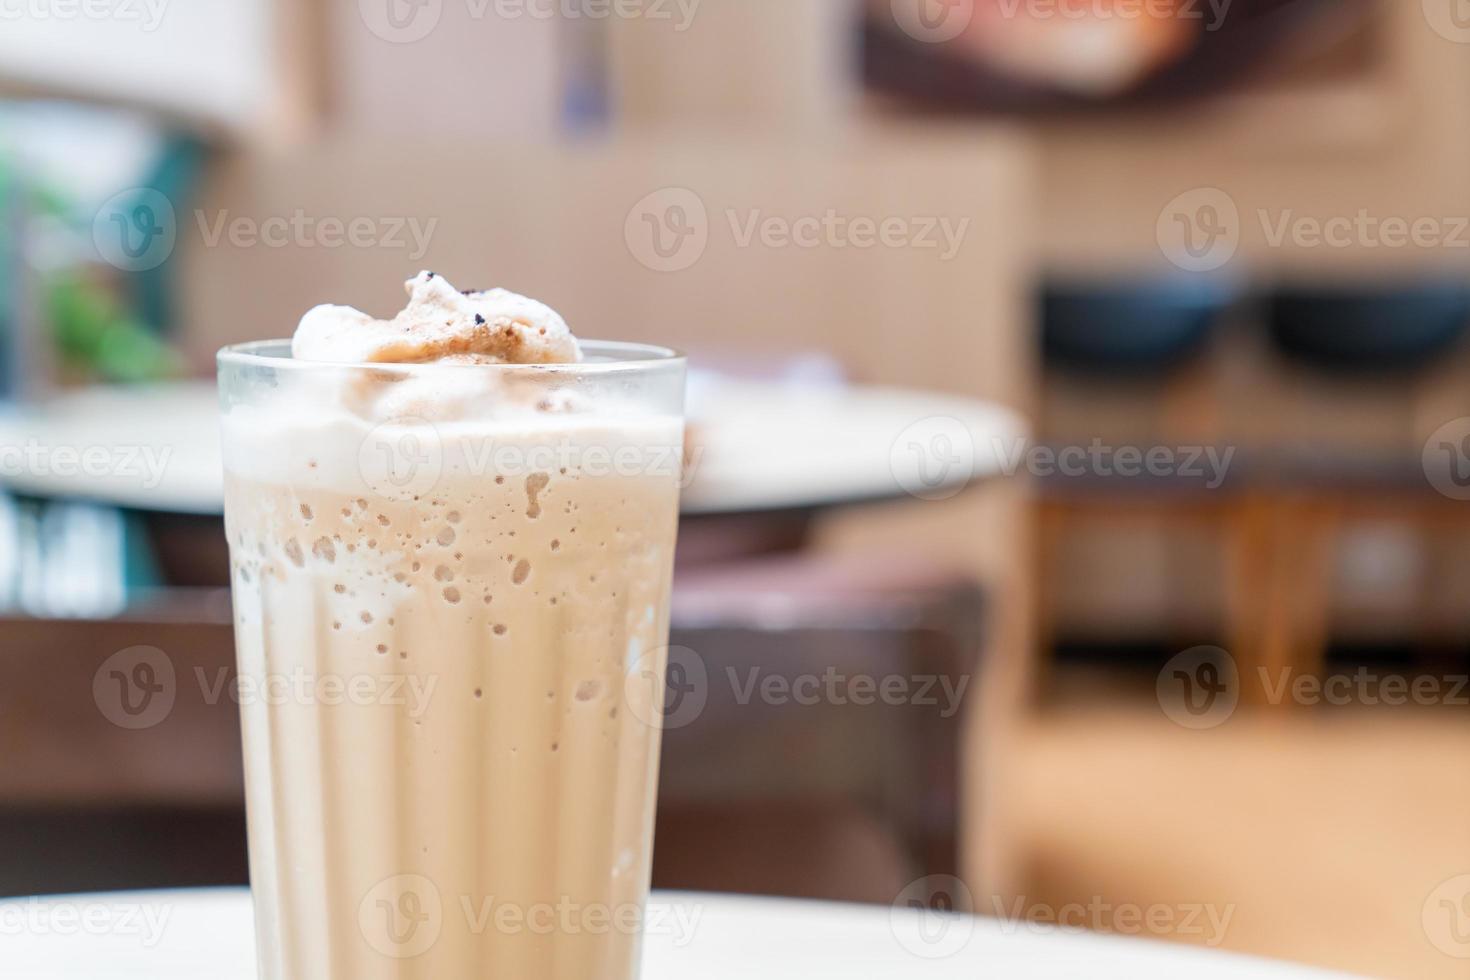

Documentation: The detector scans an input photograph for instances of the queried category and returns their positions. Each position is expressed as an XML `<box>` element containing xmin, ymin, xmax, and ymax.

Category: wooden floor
<box><xmin>996</xmin><ymin>696</ymin><xmax>1470</xmax><ymax>980</ymax></box>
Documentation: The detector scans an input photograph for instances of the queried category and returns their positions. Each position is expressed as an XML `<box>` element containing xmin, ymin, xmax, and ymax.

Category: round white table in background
<box><xmin>0</xmin><ymin>379</ymin><xmax>1025</xmax><ymax>516</ymax></box>
<box><xmin>0</xmin><ymin>890</ymin><xmax>1361</xmax><ymax>979</ymax></box>
<box><xmin>0</xmin><ymin>383</ymin><xmax>224</xmax><ymax>514</ymax></box>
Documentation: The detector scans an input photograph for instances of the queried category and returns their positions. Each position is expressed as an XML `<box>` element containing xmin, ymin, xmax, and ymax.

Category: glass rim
<box><xmin>217</xmin><ymin>339</ymin><xmax>686</xmax><ymax>375</ymax></box>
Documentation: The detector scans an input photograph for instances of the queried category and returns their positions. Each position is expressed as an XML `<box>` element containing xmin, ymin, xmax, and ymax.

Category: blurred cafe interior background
<box><xmin>1</xmin><ymin>1</ymin><xmax>1470</xmax><ymax>977</ymax></box>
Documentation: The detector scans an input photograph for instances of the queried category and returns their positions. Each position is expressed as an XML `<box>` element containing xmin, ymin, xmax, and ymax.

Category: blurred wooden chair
<box><xmin>1033</xmin><ymin>469</ymin><xmax>1278</xmax><ymax>700</ymax></box>
<box><xmin>0</xmin><ymin>598</ymin><xmax>245</xmax><ymax>896</ymax></box>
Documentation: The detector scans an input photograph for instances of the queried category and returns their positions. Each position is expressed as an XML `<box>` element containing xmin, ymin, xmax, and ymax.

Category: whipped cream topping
<box><xmin>292</xmin><ymin>271</ymin><xmax>582</xmax><ymax>365</ymax></box>
<box><xmin>229</xmin><ymin>271</ymin><xmax>685</xmax><ymax>496</ymax></box>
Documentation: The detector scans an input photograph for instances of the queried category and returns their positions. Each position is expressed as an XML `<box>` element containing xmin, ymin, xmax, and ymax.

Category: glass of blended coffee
<box><xmin>217</xmin><ymin>273</ymin><xmax>685</xmax><ymax>979</ymax></box>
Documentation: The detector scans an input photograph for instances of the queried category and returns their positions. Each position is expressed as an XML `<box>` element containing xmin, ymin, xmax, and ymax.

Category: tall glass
<box><xmin>217</xmin><ymin>341</ymin><xmax>685</xmax><ymax>979</ymax></box>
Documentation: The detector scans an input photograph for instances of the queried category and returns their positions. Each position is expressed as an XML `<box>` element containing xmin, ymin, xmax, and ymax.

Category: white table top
<box><xmin>0</xmin><ymin>380</ymin><xmax>1024</xmax><ymax>516</ymax></box>
<box><xmin>0</xmin><ymin>383</ymin><xmax>225</xmax><ymax>515</ymax></box>
<box><xmin>0</xmin><ymin>889</ymin><xmax>1359</xmax><ymax>979</ymax></box>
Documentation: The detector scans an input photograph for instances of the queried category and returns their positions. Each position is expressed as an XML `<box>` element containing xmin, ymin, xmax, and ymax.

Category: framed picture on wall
<box><xmin>863</xmin><ymin>0</ymin><xmax>1382</xmax><ymax>114</ymax></box>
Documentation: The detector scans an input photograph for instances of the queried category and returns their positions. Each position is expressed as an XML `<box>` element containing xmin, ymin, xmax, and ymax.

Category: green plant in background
<box><xmin>0</xmin><ymin>151</ymin><xmax>13</xmax><ymax>397</ymax></box>
<box><xmin>46</xmin><ymin>272</ymin><xmax>182</xmax><ymax>383</ymax></box>
<box><xmin>0</xmin><ymin>128</ymin><xmax>197</xmax><ymax>389</ymax></box>
<box><xmin>29</xmin><ymin>168</ymin><xmax>186</xmax><ymax>384</ymax></box>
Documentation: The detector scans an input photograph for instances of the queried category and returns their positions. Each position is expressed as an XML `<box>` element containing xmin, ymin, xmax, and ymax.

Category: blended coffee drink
<box><xmin>218</xmin><ymin>273</ymin><xmax>685</xmax><ymax>979</ymax></box>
